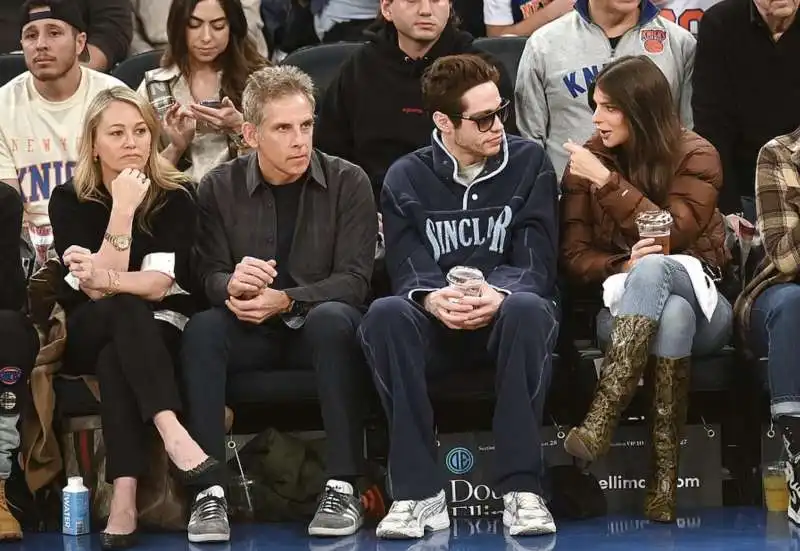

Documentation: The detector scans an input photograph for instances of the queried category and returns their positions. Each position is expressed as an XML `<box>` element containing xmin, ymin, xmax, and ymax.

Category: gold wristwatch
<box><xmin>104</xmin><ymin>232</ymin><xmax>132</xmax><ymax>251</ymax></box>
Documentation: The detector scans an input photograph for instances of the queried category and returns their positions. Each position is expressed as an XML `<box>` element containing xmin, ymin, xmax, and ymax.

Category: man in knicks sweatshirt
<box><xmin>515</xmin><ymin>0</ymin><xmax>695</xmax><ymax>179</ymax></box>
<box><xmin>359</xmin><ymin>54</ymin><xmax>559</xmax><ymax>540</ymax></box>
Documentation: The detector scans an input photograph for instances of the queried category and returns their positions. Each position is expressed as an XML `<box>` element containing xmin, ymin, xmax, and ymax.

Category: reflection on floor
<box><xmin>6</xmin><ymin>508</ymin><xmax>799</xmax><ymax>551</ymax></box>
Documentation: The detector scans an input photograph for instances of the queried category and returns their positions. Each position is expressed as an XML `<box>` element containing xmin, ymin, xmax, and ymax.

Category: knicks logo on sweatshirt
<box><xmin>641</xmin><ymin>29</ymin><xmax>667</xmax><ymax>54</ymax></box>
<box><xmin>425</xmin><ymin>206</ymin><xmax>513</xmax><ymax>262</ymax></box>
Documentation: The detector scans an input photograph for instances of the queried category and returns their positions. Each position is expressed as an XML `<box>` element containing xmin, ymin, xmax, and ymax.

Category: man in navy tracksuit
<box><xmin>359</xmin><ymin>54</ymin><xmax>559</xmax><ymax>539</ymax></box>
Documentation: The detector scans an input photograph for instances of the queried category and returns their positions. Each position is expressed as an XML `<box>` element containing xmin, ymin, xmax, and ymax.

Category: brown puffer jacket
<box><xmin>561</xmin><ymin>130</ymin><xmax>729</xmax><ymax>285</ymax></box>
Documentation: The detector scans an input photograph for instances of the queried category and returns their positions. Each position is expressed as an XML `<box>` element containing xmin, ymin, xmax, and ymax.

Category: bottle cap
<box><xmin>67</xmin><ymin>476</ymin><xmax>83</xmax><ymax>487</ymax></box>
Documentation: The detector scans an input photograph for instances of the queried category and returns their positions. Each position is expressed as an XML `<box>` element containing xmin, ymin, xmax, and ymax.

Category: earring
<box><xmin>93</xmin><ymin>155</ymin><xmax>99</xmax><ymax>163</ymax></box>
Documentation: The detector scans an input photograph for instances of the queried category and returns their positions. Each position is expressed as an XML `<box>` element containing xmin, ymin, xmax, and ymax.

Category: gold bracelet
<box><xmin>103</xmin><ymin>269</ymin><xmax>114</xmax><ymax>297</ymax></box>
<box><xmin>103</xmin><ymin>269</ymin><xmax>121</xmax><ymax>296</ymax></box>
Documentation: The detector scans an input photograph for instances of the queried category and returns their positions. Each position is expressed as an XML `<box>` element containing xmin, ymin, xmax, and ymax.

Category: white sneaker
<box><xmin>502</xmin><ymin>492</ymin><xmax>556</xmax><ymax>536</ymax></box>
<box><xmin>376</xmin><ymin>490</ymin><xmax>450</xmax><ymax>539</ymax></box>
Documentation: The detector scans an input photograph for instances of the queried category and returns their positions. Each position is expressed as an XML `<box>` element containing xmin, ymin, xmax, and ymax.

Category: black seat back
<box><xmin>280</xmin><ymin>42</ymin><xmax>362</xmax><ymax>107</ymax></box>
<box><xmin>473</xmin><ymin>36</ymin><xmax>527</xmax><ymax>84</ymax></box>
<box><xmin>0</xmin><ymin>54</ymin><xmax>27</xmax><ymax>87</ymax></box>
<box><xmin>111</xmin><ymin>50</ymin><xmax>163</xmax><ymax>89</ymax></box>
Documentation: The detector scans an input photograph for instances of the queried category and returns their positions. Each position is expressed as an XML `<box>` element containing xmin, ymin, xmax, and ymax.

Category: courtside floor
<box><xmin>8</xmin><ymin>508</ymin><xmax>800</xmax><ymax>550</ymax></box>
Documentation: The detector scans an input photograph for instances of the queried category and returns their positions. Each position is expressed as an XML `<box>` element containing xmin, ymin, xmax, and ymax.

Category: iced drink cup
<box><xmin>763</xmin><ymin>461</ymin><xmax>790</xmax><ymax>513</ymax></box>
<box><xmin>636</xmin><ymin>210</ymin><xmax>673</xmax><ymax>255</ymax></box>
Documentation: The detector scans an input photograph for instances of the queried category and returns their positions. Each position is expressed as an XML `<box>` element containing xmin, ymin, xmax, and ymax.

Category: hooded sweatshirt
<box><xmin>382</xmin><ymin>131</ymin><xmax>559</xmax><ymax>301</ymax></box>
<box><xmin>515</xmin><ymin>0</ymin><xmax>696</xmax><ymax>179</ymax></box>
<box><xmin>315</xmin><ymin>22</ymin><xmax>518</xmax><ymax>199</ymax></box>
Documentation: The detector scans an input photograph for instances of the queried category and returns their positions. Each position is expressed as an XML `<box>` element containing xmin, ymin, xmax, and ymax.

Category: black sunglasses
<box><xmin>449</xmin><ymin>99</ymin><xmax>510</xmax><ymax>133</ymax></box>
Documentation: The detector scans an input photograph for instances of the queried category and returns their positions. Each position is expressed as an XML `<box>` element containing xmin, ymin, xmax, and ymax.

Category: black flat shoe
<box><xmin>172</xmin><ymin>456</ymin><xmax>220</xmax><ymax>485</ymax></box>
<box><xmin>100</xmin><ymin>529</ymin><xmax>138</xmax><ymax>550</ymax></box>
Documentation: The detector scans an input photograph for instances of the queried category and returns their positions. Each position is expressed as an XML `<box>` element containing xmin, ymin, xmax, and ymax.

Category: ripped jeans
<box><xmin>597</xmin><ymin>255</ymin><xmax>733</xmax><ymax>358</ymax></box>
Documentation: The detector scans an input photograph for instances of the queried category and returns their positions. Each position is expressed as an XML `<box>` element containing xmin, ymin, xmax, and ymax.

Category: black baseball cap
<box><xmin>19</xmin><ymin>0</ymin><xmax>87</xmax><ymax>34</ymax></box>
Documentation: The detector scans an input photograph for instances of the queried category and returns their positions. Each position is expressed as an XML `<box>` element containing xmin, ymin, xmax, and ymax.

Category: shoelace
<box><xmin>385</xmin><ymin>500</ymin><xmax>417</xmax><ymax>522</ymax></box>
<box><xmin>516</xmin><ymin>494</ymin><xmax>550</xmax><ymax>518</ymax></box>
<box><xmin>319</xmin><ymin>488</ymin><xmax>350</xmax><ymax>514</ymax></box>
<box><xmin>191</xmin><ymin>495</ymin><xmax>226</xmax><ymax>523</ymax></box>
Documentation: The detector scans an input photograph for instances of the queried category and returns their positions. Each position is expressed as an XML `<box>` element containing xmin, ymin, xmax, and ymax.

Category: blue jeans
<box><xmin>0</xmin><ymin>311</ymin><xmax>38</xmax><ymax>478</ymax></box>
<box><xmin>597</xmin><ymin>255</ymin><xmax>733</xmax><ymax>358</ymax></box>
<box><xmin>749</xmin><ymin>283</ymin><xmax>800</xmax><ymax>417</ymax></box>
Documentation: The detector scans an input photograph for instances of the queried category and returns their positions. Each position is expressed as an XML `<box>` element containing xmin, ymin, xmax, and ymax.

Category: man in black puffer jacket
<box><xmin>315</xmin><ymin>3</ymin><xmax>517</xmax><ymax>200</ymax></box>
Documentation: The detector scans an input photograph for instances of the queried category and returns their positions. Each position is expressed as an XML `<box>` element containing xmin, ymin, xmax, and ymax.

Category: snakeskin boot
<box><xmin>564</xmin><ymin>315</ymin><xmax>658</xmax><ymax>462</ymax></box>
<box><xmin>643</xmin><ymin>356</ymin><xmax>690</xmax><ymax>523</ymax></box>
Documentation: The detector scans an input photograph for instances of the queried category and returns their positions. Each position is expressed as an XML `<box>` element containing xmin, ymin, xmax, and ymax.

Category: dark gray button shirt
<box><xmin>195</xmin><ymin>150</ymin><xmax>377</xmax><ymax>308</ymax></box>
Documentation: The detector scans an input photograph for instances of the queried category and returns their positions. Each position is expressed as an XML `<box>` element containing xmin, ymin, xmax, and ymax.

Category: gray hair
<box><xmin>242</xmin><ymin>65</ymin><xmax>316</xmax><ymax>127</ymax></box>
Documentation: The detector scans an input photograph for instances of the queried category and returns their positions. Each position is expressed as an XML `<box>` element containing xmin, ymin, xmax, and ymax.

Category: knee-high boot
<box><xmin>643</xmin><ymin>355</ymin><xmax>691</xmax><ymax>523</ymax></box>
<box><xmin>564</xmin><ymin>315</ymin><xmax>658</xmax><ymax>462</ymax></box>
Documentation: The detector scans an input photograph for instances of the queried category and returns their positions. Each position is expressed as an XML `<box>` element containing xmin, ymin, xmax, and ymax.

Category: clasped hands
<box><xmin>225</xmin><ymin>256</ymin><xmax>292</xmax><ymax>324</ymax></box>
<box><xmin>423</xmin><ymin>284</ymin><xmax>505</xmax><ymax>330</ymax></box>
<box><xmin>63</xmin><ymin>245</ymin><xmax>107</xmax><ymax>291</ymax></box>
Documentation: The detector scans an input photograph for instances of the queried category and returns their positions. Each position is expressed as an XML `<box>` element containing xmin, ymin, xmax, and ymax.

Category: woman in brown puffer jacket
<box><xmin>559</xmin><ymin>56</ymin><xmax>731</xmax><ymax>523</ymax></box>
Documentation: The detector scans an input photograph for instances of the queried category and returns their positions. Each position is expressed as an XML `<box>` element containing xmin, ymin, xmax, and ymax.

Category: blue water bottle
<box><xmin>62</xmin><ymin>476</ymin><xmax>90</xmax><ymax>536</ymax></box>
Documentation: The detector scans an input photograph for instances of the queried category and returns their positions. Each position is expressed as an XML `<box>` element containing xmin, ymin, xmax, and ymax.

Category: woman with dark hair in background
<box><xmin>137</xmin><ymin>0</ymin><xmax>267</xmax><ymax>182</ymax></box>
<box><xmin>560</xmin><ymin>55</ymin><xmax>731</xmax><ymax>522</ymax></box>
<box><xmin>49</xmin><ymin>87</ymin><xmax>217</xmax><ymax>549</ymax></box>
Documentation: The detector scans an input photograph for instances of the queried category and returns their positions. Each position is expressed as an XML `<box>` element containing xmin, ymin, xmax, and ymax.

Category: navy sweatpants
<box><xmin>358</xmin><ymin>293</ymin><xmax>558</xmax><ymax>500</ymax></box>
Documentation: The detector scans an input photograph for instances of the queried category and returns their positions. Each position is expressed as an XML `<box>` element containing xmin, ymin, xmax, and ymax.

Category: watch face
<box><xmin>117</xmin><ymin>236</ymin><xmax>131</xmax><ymax>249</ymax></box>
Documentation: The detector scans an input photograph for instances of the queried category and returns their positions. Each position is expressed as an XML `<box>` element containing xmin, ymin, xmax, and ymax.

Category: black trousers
<box><xmin>358</xmin><ymin>294</ymin><xmax>559</xmax><ymax>500</ymax></box>
<box><xmin>0</xmin><ymin>310</ymin><xmax>38</xmax><ymax>416</ymax></box>
<box><xmin>62</xmin><ymin>295</ymin><xmax>183</xmax><ymax>482</ymax></box>
<box><xmin>180</xmin><ymin>302</ymin><xmax>371</xmax><ymax>488</ymax></box>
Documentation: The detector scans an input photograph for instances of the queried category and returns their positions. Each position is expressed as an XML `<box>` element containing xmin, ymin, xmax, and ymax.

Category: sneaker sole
<box><xmin>503</xmin><ymin>510</ymin><xmax>557</xmax><ymax>536</ymax></box>
<box><xmin>308</xmin><ymin>518</ymin><xmax>363</xmax><ymax>537</ymax></box>
<box><xmin>377</xmin><ymin>511</ymin><xmax>450</xmax><ymax>539</ymax></box>
<box><xmin>508</xmin><ymin>522</ymin><xmax>557</xmax><ymax>536</ymax></box>
<box><xmin>188</xmin><ymin>532</ymin><xmax>230</xmax><ymax>543</ymax></box>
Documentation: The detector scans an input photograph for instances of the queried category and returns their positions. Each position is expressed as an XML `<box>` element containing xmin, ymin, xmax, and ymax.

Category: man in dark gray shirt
<box><xmin>180</xmin><ymin>66</ymin><xmax>377</xmax><ymax>543</ymax></box>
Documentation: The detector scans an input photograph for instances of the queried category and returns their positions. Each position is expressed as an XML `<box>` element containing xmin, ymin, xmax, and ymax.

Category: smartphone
<box><xmin>196</xmin><ymin>99</ymin><xmax>223</xmax><ymax>134</ymax></box>
<box><xmin>200</xmin><ymin>99</ymin><xmax>222</xmax><ymax>109</ymax></box>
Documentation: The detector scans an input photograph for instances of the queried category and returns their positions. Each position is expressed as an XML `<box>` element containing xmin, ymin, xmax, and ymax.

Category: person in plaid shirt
<box><xmin>736</xmin><ymin>124</ymin><xmax>800</xmax><ymax>526</ymax></box>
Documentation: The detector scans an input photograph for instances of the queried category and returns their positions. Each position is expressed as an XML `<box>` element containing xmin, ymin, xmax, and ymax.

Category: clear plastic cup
<box><xmin>446</xmin><ymin>266</ymin><xmax>485</xmax><ymax>297</ymax></box>
<box><xmin>228</xmin><ymin>475</ymin><xmax>256</xmax><ymax>522</ymax></box>
<box><xmin>762</xmin><ymin>461</ymin><xmax>790</xmax><ymax>513</ymax></box>
<box><xmin>635</xmin><ymin>210</ymin><xmax>673</xmax><ymax>255</ymax></box>
<box><xmin>28</xmin><ymin>222</ymin><xmax>53</xmax><ymax>267</ymax></box>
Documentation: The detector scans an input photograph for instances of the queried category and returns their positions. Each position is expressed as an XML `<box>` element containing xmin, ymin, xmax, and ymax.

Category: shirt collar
<box><xmin>245</xmin><ymin>150</ymin><xmax>327</xmax><ymax>196</ymax></box>
<box><xmin>783</xmin><ymin>127</ymin><xmax>800</xmax><ymax>165</ymax></box>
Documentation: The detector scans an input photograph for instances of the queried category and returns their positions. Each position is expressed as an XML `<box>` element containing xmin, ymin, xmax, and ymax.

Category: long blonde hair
<box><xmin>74</xmin><ymin>86</ymin><xmax>192</xmax><ymax>233</ymax></box>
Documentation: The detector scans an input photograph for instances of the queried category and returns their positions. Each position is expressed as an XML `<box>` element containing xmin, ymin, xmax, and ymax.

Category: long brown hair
<box><xmin>162</xmin><ymin>0</ymin><xmax>267</xmax><ymax>108</ymax></box>
<box><xmin>589</xmin><ymin>56</ymin><xmax>683</xmax><ymax>205</ymax></box>
<box><xmin>74</xmin><ymin>87</ymin><xmax>192</xmax><ymax>234</ymax></box>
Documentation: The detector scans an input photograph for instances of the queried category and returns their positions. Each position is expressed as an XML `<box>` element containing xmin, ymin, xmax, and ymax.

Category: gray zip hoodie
<box><xmin>514</xmin><ymin>0</ymin><xmax>696</xmax><ymax>179</ymax></box>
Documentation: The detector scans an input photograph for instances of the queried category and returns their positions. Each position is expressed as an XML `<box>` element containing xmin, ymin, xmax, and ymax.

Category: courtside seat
<box><xmin>473</xmin><ymin>36</ymin><xmax>527</xmax><ymax>86</ymax></box>
<box><xmin>280</xmin><ymin>42</ymin><xmax>362</xmax><ymax>107</ymax></box>
<box><xmin>54</xmin><ymin>354</ymin><xmax>575</xmax><ymax>434</ymax></box>
<box><xmin>574</xmin><ymin>345</ymin><xmax>739</xmax><ymax>394</ymax></box>
<box><xmin>110</xmin><ymin>50</ymin><xmax>163</xmax><ymax>89</ymax></box>
<box><xmin>0</xmin><ymin>53</ymin><xmax>26</xmax><ymax>87</ymax></box>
